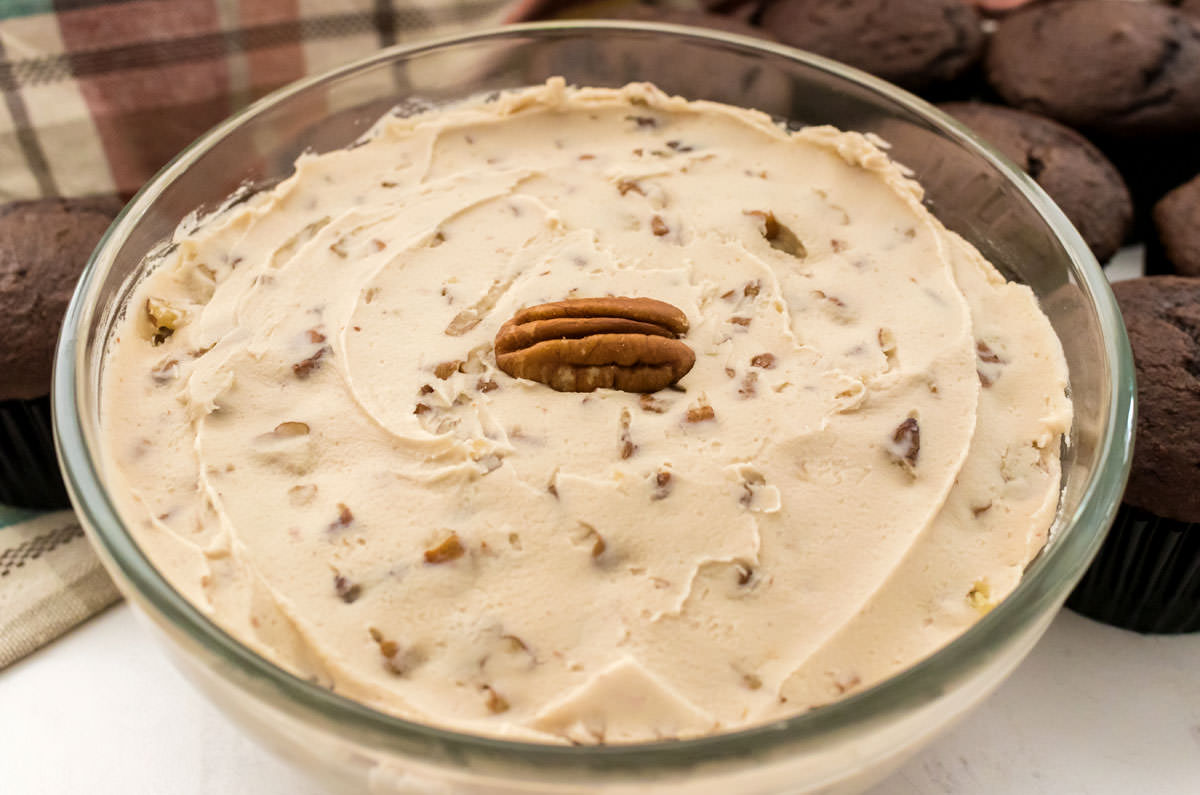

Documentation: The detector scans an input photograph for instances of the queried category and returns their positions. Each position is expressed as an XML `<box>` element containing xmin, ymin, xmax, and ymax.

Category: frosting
<box><xmin>100</xmin><ymin>79</ymin><xmax>1071</xmax><ymax>743</ymax></box>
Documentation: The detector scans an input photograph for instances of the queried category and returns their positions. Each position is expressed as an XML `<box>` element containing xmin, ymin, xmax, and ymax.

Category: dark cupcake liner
<box><xmin>1068</xmin><ymin>505</ymin><xmax>1200</xmax><ymax>634</ymax></box>
<box><xmin>0</xmin><ymin>396</ymin><xmax>70</xmax><ymax>509</ymax></box>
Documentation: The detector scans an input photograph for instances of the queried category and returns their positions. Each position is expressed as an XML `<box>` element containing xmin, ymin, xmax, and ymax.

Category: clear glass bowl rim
<box><xmin>53</xmin><ymin>20</ymin><xmax>1135</xmax><ymax>773</ymax></box>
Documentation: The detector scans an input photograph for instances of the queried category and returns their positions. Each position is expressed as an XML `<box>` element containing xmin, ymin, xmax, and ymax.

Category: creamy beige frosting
<box><xmin>101</xmin><ymin>79</ymin><xmax>1071</xmax><ymax>744</ymax></box>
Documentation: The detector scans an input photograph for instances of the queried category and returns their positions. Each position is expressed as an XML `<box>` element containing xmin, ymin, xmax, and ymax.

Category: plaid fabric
<box><xmin>0</xmin><ymin>510</ymin><xmax>120</xmax><ymax>669</ymax></box>
<box><xmin>0</xmin><ymin>0</ymin><xmax>514</xmax><ymax>202</ymax></box>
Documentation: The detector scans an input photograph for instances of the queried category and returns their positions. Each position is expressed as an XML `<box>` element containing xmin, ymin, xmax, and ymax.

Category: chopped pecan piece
<box><xmin>334</xmin><ymin>575</ymin><xmax>362</xmax><ymax>604</ymax></box>
<box><xmin>619</xmin><ymin>408</ymin><xmax>636</xmax><ymax>459</ymax></box>
<box><xmin>494</xmin><ymin>297</ymin><xmax>695</xmax><ymax>393</ymax></box>
<box><xmin>368</xmin><ymin>627</ymin><xmax>422</xmax><ymax>675</ymax></box>
<box><xmin>976</xmin><ymin>340</ymin><xmax>1006</xmax><ymax>387</ymax></box>
<box><xmin>686</xmin><ymin>404</ymin><xmax>716</xmax><ymax>423</ymax></box>
<box><xmin>739</xmin><ymin>371</ymin><xmax>758</xmax><ymax>398</ymax></box>
<box><xmin>977</xmin><ymin>341</ymin><xmax>1003</xmax><ymax>363</ymax></box>
<box><xmin>889</xmin><ymin>418</ymin><xmax>920</xmax><ymax>474</ymax></box>
<box><xmin>434</xmin><ymin>360</ymin><xmax>462</xmax><ymax>380</ymax></box>
<box><xmin>424</xmin><ymin>532</ymin><xmax>465</xmax><ymax>564</ymax></box>
<box><xmin>369</xmin><ymin>628</ymin><xmax>397</xmax><ymax>658</ymax></box>
<box><xmin>813</xmin><ymin>290</ymin><xmax>846</xmax><ymax>308</ymax></box>
<box><xmin>751</xmin><ymin>353</ymin><xmax>776</xmax><ymax>369</ymax></box>
<box><xmin>967</xmin><ymin>579</ymin><xmax>994</xmax><ymax>613</ymax></box>
<box><xmin>639</xmin><ymin>393</ymin><xmax>668</xmax><ymax>413</ymax></box>
<box><xmin>329</xmin><ymin>503</ymin><xmax>354</xmax><ymax>531</ymax></box>
<box><xmin>831</xmin><ymin>672</ymin><xmax>862</xmax><ymax>695</ymax></box>
<box><xmin>746</xmin><ymin>210</ymin><xmax>806</xmax><ymax>258</ymax></box>
<box><xmin>571</xmin><ymin>522</ymin><xmax>607</xmax><ymax>560</ymax></box>
<box><xmin>878</xmin><ymin>328</ymin><xmax>898</xmax><ymax>371</ymax></box>
<box><xmin>145</xmin><ymin>297</ymin><xmax>185</xmax><ymax>346</ymax></box>
<box><xmin>483</xmin><ymin>685</ymin><xmax>510</xmax><ymax>714</ymax></box>
<box><xmin>652</xmin><ymin>469</ymin><xmax>673</xmax><ymax>500</ymax></box>
<box><xmin>616</xmin><ymin>179</ymin><xmax>644</xmax><ymax>196</ymax></box>
<box><xmin>293</xmin><ymin>347</ymin><xmax>328</xmax><ymax>378</ymax></box>
<box><xmin>650</xmin><ymin>216</ymin><xmax>669</xmax><ymax>236</ymax></box>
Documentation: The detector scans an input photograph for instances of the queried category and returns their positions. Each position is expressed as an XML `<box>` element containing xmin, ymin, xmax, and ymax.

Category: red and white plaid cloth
<box><xmin>0</xmin><ymin>0</ymin><xmax>515</xmax><ymax>202</ymax></box>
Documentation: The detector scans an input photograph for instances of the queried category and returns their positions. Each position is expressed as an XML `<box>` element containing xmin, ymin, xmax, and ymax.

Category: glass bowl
<box><xmin>54</xmin><ymin>22</ymin><xmax>1134</xmax><ymax>794</ymax></box>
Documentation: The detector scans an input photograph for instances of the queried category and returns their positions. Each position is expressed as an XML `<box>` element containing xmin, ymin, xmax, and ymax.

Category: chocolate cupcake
<box><xmin>758</xmin><ymin>0</ymin><xmax>984</xmax><ymax>91</ymax></box>
<box><xmin>1151</xmin><ymin>174</ymin><xmax>1200</xmax><ymax>276</ymax></box>
<box><xmin>523</xmin><ymin>5</ymin><xmax>789</xmax><ymax>109</ymax></box>
<box><xmin>539</xmin><ymin>1</ymin><xmax>773</xmax><ymax>37</ymax></box>
<box><xmin>0</xmin><ymin>197</ymin><xmax>122</xmax><ymax>508</ymax></box>
<box><xmin>985</xmin><ymin>1</ymin><xmax>1200</xmax><ymax>137</ymax></box>
<box><xmin>939</xmin><ymin>102</ymin><xmax>1132</xmax><ymax>263</ymax></box>
<box><xmin>1068</xmin><ymin>277</ymin><xmax>1200</xmax><ymax>633</ymax></box>
<box><xmin>1174</xmin><ymin>0</ymin><xmax>1200</xmax><ymax>21</ymax></box>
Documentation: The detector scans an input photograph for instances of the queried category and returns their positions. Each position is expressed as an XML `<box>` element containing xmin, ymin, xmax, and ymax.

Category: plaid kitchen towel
<box><xmin>0</xmin><ymin>509</ymin><xmax>120</xmax><ymax>669</ymax></box>
<box><xmin>0</xmin><ymin>0</ymin><xmax>515</xmax><ymax>669</ymax></box>
<box><xmin>0</xmin><ymin>0</ymin><xmax>514</xmax><ymax>202</ymax></box>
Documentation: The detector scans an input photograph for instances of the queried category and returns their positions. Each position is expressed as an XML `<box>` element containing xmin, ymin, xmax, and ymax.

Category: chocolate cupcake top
<box><xmin>1154</xmin><ymin>174</ymin><xmax>1200</xmax><ymax>277</ymax></box>
<box><xmin>0</xmin><ymin>197</ymin><xmax>123</xmax><ymax>401</ymax></box>
<box><xmin>595</xmin><ymin>4</ymin><xmax>773</xmax><ymax>37</ymax></box>
<box><xmin>526</xmin><ymin>7</ymin><xmax>789</xmax><ymax>108</ymax></box>
<box><xmin>1177</xmin><ymin>0</ymin><xmax>1200</xmax><ymax>20</ymax></box>
<box><xmin>1113</xmin><ymin>277</ymin><xmax>1200</xmax><ymax>523</ymax></box>
<box><xmin>758</xmin><ymin>0</ymin><xmax>984</xmax><ymax>90</ymax></box>
<box><xmin>940</xmin><ymin>102</ymin><xmax>1132</xmax><ymax>263</ymax></box>
<box><xmin>986</xmin><ymin>1</ymin><xmax>1200</xmax><ymax>136</ymax></box>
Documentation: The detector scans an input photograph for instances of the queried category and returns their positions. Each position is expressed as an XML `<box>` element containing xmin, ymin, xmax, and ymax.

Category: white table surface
<box><xmin>2</xmin><ymin>603</ymin><xmax>1198</xmax><ymax>794</ymax></box>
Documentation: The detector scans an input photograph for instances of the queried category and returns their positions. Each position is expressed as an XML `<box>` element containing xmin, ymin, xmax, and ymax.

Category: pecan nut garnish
<box><xmin>494</xmin><ymin>297</ymin><xmax>695</xmax><ymax>393</ymax></box>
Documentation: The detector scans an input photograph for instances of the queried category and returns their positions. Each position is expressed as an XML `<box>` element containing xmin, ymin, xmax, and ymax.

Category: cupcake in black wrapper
<box><xmin>1068</xmin><ymin>277</ymin><xmax>1200</xmax><ymax>633</ymax></box>
<box><xmin>1146</xmin><ymin>173</ymin><xmax>1200</xmax><ymax>278</ymax></box>
<box><xmin>0</xmin><ymin>197</ymin><xmax>122</xmax><ymax>509</ymax></box>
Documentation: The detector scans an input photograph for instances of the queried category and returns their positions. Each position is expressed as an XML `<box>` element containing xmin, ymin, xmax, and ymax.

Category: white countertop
<box><xmin>2</xmin><ymin>603</ymin><xmax>1198</xmax><ymax>794</ymax></box>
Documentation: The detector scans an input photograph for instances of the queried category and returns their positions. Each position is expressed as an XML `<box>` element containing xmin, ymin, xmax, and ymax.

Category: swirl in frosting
<box><xmin>101</xmin><ymin>79</ymin><xmax>1071</xmax><ymax>744</ymax></box>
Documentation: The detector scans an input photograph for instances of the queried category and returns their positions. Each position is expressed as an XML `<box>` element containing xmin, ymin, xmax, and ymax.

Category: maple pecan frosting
<box><xmin>99</xmin><ymin>78</ymin><xmax>1071</xmax><ymax>744</ymax></box>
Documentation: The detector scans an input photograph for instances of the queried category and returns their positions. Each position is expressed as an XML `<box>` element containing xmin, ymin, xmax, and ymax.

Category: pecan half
<box><xmin>494</xmin><ymin>297</ymin><xmax>695</xmax><ymax>393</ymax></box>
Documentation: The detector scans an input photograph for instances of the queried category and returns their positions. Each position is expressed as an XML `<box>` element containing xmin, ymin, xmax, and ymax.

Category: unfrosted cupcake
<box><xmin>1069</xmin><ymin>277</ymin><xmax>1200</xmax><ymax>633</ymax></box>
<box><xmin>0</xmin><ymin>197</ymin><xmax>122</xmax><ymax>508</ymax></box>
